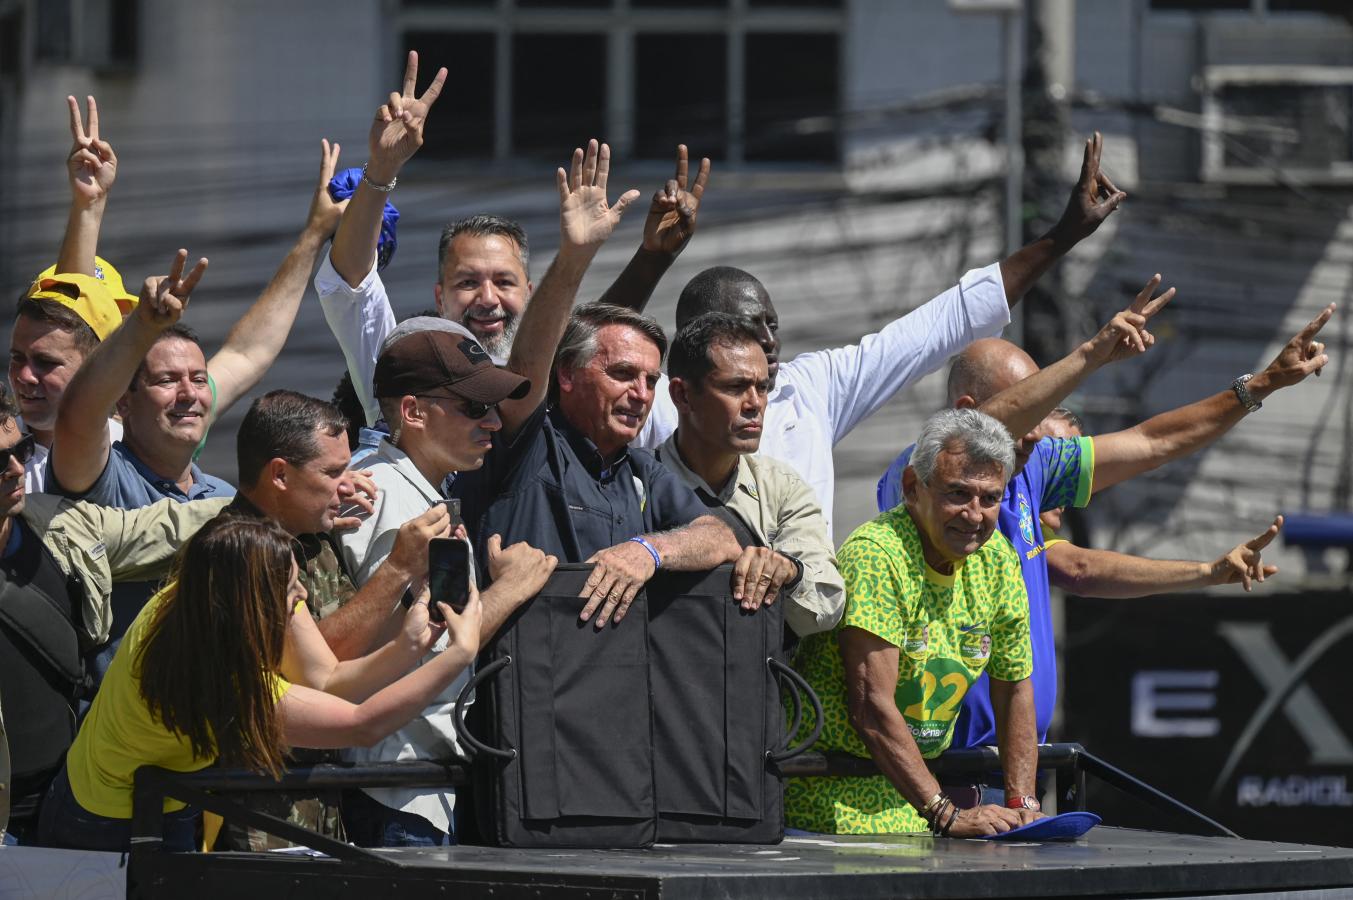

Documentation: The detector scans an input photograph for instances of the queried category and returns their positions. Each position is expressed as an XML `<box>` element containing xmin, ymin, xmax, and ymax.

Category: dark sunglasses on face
<box><xmin>417</xmin><ymin>395</ymin><xmax>498</xmax><ymax>420</ymax></box>
<box><xmin>0</xmin><ymin>434</ymin><xmax>36</xmax><ymax>470</ymax></box>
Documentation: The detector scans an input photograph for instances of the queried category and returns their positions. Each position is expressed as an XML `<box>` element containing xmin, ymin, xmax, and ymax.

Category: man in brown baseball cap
<box><xmin>337</xmin><ymin>317</ymin><xmax>552</xmax><ymax>847</ymax></box>
<box><xmin>372</xmin><ymin>318</ymin><xmax>530</xmax><ymax>436</ymax></box>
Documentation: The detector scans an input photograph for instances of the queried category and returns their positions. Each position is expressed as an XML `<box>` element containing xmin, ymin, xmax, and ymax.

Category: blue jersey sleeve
<box><xmin>1035</xmin><ymin>436</ymin><xmax>1094</xmax><ymax>510</ymax></box>
<box><xmin>876</xmin><ymin>444</ymin><xmax>914</xmax><ymax>513</ymax></box>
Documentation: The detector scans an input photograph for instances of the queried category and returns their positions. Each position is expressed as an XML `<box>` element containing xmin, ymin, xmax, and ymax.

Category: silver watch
<box><xmin>1232</xmin><ymin>373</ymin><xmax>1262</xmax><ymax>412</ymax></box>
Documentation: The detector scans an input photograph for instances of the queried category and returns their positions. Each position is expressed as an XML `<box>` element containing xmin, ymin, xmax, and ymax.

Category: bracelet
<box><xmin>918</xmin><ymin>790</ymin><xmax>947</xmax><ymax>819</ymax></box>
<box><xmin>361</xmin><ymin>163</ymin><xmax>397</xmax><ymax>193</ymax></box>
<box><xmin>927</xmin><ymin>798</ymin><xmax>953</xmax><ymax>835</ymax></box>
<box><xmin>1232</xmin><ymin>373</ymin><xmax>1261</xmax><ymax>412</ymax></box>
<box><xmin>628</xmin><ymin>536</ymin><xmax>662</xmax><ymax>570</ymax></box>
<box><xmin>940</xmin><ymin>804</ymin><xmax>961</xmax><ymax>837</ymax></box>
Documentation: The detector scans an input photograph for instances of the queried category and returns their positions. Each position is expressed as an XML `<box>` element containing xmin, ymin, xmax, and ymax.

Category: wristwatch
<box><xmin>1006</xmin><ymin>795</ymin><xmax>1041</xmax><ymax>811</ymax></box>
<box><xmin>1232</xmin><ymin>373</ymin><xmax>1262</xmax><ymax>412</ymax></box>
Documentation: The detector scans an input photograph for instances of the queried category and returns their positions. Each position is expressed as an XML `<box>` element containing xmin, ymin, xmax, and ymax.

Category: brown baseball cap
<box><xmin>373</xmin><ymin>320</ymin><xmax>530</xmax><ymax>403</ymax></box>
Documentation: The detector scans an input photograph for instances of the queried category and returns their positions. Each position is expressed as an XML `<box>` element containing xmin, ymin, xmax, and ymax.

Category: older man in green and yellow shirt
<box><xmin>787</xmin><ymin>408</ymin><xmax>1041</xmax><ymax>838</ymax></box>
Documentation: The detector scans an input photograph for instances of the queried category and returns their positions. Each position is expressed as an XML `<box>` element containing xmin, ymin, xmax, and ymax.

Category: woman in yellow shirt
<box><xmin>38</xmin><ymin>514</ymin><xmax>483</xmax><ymax>852</ymax></box>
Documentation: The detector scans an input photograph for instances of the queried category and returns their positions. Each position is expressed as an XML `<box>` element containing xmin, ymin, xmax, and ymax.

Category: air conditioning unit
<box><xmin>1200</xmin><ymin>65</ymin><xmax>1353</xmax><ymax>185</ymax></box>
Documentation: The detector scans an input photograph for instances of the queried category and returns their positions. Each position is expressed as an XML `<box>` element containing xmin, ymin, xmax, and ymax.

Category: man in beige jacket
<box><xmin>657</xmin><ymin>313</ymin><xmax>843</xmax><ymax>637</ymax></box>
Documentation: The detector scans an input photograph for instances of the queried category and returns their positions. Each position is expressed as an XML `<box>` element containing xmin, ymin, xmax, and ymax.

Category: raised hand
<box><xmin>557</xmin><ymin>139</ymin><xmax>641</xmax><ymax>252</ymax></box>
<box><xmin>1252</xmin><ymin>303</ymin><xmax>1336</xmax><ymax>397</ymax></box>
<box><xmin>368</xmin><ymin>50</ymin><xmax>448</xmax><ymax>178</ymax></box>
<box><xmin>66</xmin><ymin>95</ymin><xmax>117</xmax><ymax>206</ymax></box>
<box><xmin>1086</xmin><ymin>273</ymin><xmax>1176</xmax><ymax>366</ymax></box>
<box><xmin>304</xmin><ymin>139</ymin><xmax>347</xmax><ymax>240</ymax></box>
<box><xmin>1053</xmin><ymin>132</ymin><xmax>1127</xmax><ymax>245</ymax></box>
<box><xmin>1210</xmin><ymin>516</ymin><xmax>1282</xmax><ymax>591</ymax></box>
<box><xmin>136</xmin><ymin>249</ymin><xmax>208</xmax><ymax>331</ymax></box>
<box><xmin>641</xmin><ymin>145</ymin><xmax>710</xmax><ymax>257</ymax></box>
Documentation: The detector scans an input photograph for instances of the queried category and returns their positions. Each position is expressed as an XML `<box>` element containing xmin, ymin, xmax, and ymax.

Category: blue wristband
<box><xmin>628</xmin><ymin>536</ymin><xmax>662</xmax><ymax>570</ymax></box>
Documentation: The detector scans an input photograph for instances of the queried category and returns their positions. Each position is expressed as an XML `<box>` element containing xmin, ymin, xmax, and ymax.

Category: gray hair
<box><xmin>554</xmin><ymin>302</ymin><xmax>669</xmax><ymax>375</ymax></box>
<box><xmin>910</xmin><ymin>408</ymin><xmax>1015</xmax><ymax>486</ymax></box>
<box><xmin>438</xmin><ymin>214</ymin><xmax>529</xmax><ymax>280</ymax></box>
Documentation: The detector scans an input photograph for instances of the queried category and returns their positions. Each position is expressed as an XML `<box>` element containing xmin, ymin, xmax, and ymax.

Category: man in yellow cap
<box><xmin>10</xmin><ymin>96</ymin><xmax>139</xmax><ymax>496</ymax></box>
<box><xmin>11</xmin><ymin>262</ymin><xmax>136</xmax><ymax>494</ymax></box>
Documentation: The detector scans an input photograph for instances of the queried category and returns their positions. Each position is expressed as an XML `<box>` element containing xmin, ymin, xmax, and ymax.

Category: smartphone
<box><xmin>428</xmin><ymin>536</ymin><xmax>471</xmax><ymax>623</ymax></box>
<box><xmin>440</xmin><ymin>498</ymin><xmax>462</xmax><ymax>529</ymax></box>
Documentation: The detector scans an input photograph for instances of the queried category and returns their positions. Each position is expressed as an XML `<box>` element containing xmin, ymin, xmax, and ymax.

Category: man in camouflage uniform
<box><xmin>787</xmin><ymin>409</ymin><xmax>1042</xmax><ymax>839</ymax></box>
<box><xmin>216</xmin><ymin>389</ymin><xmax>449</xmax><ymax>850</ymax></box>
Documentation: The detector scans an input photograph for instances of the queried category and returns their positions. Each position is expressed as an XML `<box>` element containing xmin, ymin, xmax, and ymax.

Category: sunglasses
<box><xmin>0</xmin><ymin>434</ymin><xmax>36</xmax><ymax>470</ymax></box>
<box><xmin>417</xmin><ymin>395</ymin><xmax>498</xmax><ymax>420</ymax></box>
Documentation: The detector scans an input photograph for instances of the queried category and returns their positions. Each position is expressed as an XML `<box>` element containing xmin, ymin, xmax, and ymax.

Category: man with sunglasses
<box><xmin>0</xmin><ymin>384</ymin><xmax>227</xmax><ymax>843</ymax></box>
<box><xmin>332</xmin><ymin>317</ymin><xmax>557</xmax><ymax>847</ymax></box>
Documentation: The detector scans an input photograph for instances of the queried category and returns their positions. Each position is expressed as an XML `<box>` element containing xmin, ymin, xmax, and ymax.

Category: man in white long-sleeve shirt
<box><xmin>623</xmin><ymin>134</ymin><xmax>1127</xmax><ymax>533</ymax></box>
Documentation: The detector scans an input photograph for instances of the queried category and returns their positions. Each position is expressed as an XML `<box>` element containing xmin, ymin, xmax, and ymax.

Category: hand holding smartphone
<box><xmin>428</xmin><ymin>535</ymin><xmax>471</xmax><ymax>624</ymax></box>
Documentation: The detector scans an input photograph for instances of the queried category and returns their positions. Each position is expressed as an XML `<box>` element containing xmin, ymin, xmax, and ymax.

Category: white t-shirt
<box><xmin>635</xmin><ymin>263</ymin><xmax>1010</xmax><ymax>533</ymax></box>
<box><xmin>334</xmin><ymin>437</ymin><xmax>470</xmax><ymax>836</ymax></box>
<box><xmin>24</xmin><ymin>417</ymin><xmax>124</xmax><ymax>495</ymax></box>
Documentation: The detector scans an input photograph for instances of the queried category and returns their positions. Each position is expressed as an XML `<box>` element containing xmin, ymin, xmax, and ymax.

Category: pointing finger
<box><xmin>568</xmin><ymin>146</ymin><xmax>584</xmax><ymax>192</ymax></box>
<box><xmin>1296</xmin><ymin>303</ymin><xmax>1336</xmax><ymax>343</ymax></box>
<box><xmin>402</xmin><ymin>50</ymin><xmax>418</xmax><ymax>97</ymax></box>
<box><xmin>674</xmin><ymin>144</ymin><xmax>688</xmax><ymax>188</ymax></box>
<box><xmin>1077</xmin><ymin>135</ymin><xmax>1095</xmax><ymax>187</ymax></box>
<box><xmin>1247</xmin><ymin>516</ymin><xmax>1282</xmax><ymax>551</ymax></box>
<box><xmin>167</xmin><ymin>249</ymin><xmax>188</xmax><ymax>284</ymax></box>
<box><xmin>67</xmin><ymin>95</ymin><xmax>86</xmax><ymax>143</ymax></box>
<box><xmin>1128</xmin><ymin>274</ymin><xmax>1161</xmax><ymax>314</ymax></box>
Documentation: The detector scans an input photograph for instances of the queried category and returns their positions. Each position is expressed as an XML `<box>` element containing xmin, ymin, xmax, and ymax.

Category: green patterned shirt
<box><xmin>786</xmin><ymin>506</ymin><xmax>1032</xmax><ymax>834</ymax></box>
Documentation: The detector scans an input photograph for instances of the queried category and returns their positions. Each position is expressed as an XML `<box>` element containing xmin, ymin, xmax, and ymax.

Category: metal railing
<box><xmin>128</xmin><ymin>740</ymin><xmax>1236</xmax><ymax>869</ymax></box>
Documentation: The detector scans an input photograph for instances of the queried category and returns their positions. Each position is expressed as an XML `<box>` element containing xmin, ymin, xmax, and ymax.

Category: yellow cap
<box><xmin>31</xmin><ymin>255</ymin><xmax>139</xmax><ymax>307</ymax></box>
<box><xmin>25</xmin><ymin>273</ymin><xmax>128</xmax><ymax>341</ymax></box>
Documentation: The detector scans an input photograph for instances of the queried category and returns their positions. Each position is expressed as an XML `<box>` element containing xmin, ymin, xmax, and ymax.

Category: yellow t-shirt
<box><xmin>66</xmin><ymin>585</ymin><xmax>292</xmax><ymax>818</ymax></box>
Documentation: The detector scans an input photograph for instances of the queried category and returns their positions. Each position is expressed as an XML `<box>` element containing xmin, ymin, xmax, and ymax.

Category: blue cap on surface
<box><xmin>978</xmin><ymin>811</ymin><xmax>1101</xmax><ymax>842</ymax></box>
<box><xmin>328</xmin><ymin>167</ymin><xmax>400</xmax><ymax>271</ymax></box>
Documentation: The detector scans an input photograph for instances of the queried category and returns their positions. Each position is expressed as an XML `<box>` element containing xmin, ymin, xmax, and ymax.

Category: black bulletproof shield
<box><xmin>455</xmin><ymin>563</ymin><xmax>820</xmax><ymax>848</ymax></box>
<box><xmin>458</xmin><ymin>564</ymin><xmax>656</xmax><ymax>848</ymax></box>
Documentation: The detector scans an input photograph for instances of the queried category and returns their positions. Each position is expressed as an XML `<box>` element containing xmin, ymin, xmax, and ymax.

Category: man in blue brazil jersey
<box><xmin>877</xmin><ymin>288</ymin><xmax>1334</xmax><ymax>753</ymax></box>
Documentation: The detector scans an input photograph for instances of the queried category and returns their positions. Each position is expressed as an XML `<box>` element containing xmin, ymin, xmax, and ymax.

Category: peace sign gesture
<box><xmin>557</xmin><ymin>139</ymin><xmax>641</xmax><ymax>251</ymax></box>
<box><xmin>66</xmin><ymin>95</ymin><xmax>117</xmax><ymax>206</ymax></box>
<box><xmin>1054</xmin><ymin>131</ymin><xmax>1127</xmax><ymax>244</ymax></box>
<box><xmin>368</xmin><ymin>50</ymin><xmax>448</xmax><ymax>178</ymax></box>
<box><xmin>1251</xmin><ymin>303</ymin><xmax>1336</xmax><ymax>398</ymax></box>
<box><xmin>1210</xmin><ymin>515</ymin><xmax>1282</xmax><ymax>591</ymax></box>
<box><xmin>136</xmin><ymin>249</ymin><xmax>209</xmax><ymax>332</ymax></box>
<box><xmin>1090</xmin><ymin>273</ymin><xmax>1177</xmax><ymax>365</ymax></box>
<box><xmin>641</xmin><ymin>144</ymin><xmax>711</xmax><ymax>257</ymax></box>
